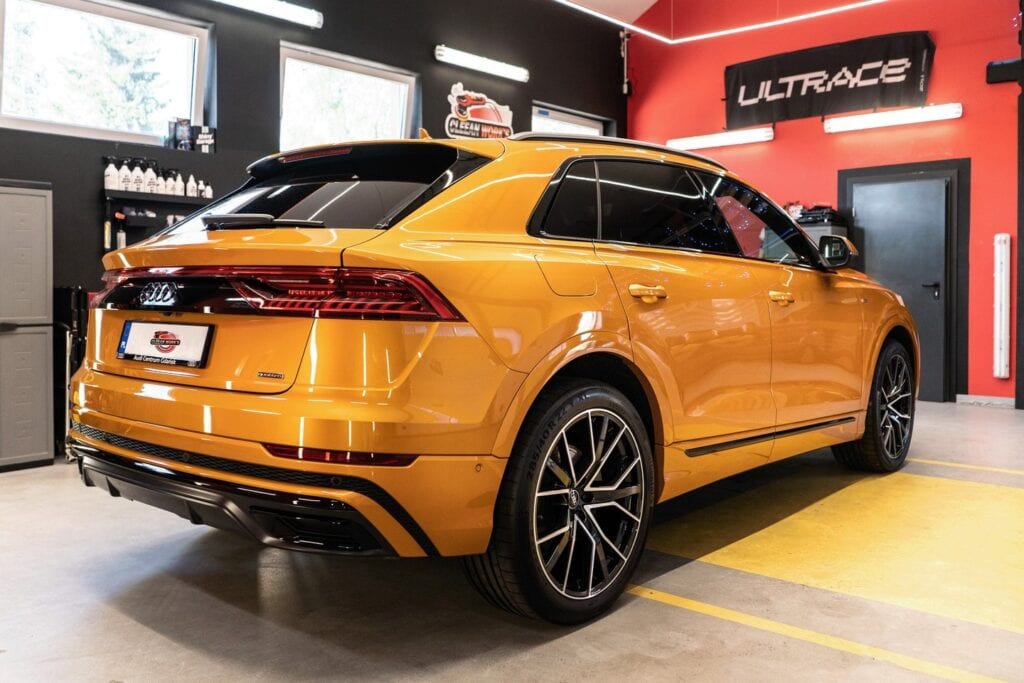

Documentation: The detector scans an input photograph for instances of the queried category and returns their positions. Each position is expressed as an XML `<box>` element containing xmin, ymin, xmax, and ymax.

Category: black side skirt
<box><xmin>684</xmin><ymin>416</ymin><xmax>856</xmax><ymax>457</ymax></box>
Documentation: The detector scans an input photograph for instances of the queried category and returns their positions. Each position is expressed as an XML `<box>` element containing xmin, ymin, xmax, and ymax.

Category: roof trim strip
<box><xmin>507</xmin><ymin>132</ymin><xmax>727</xmax><ymax>171</ymax></box>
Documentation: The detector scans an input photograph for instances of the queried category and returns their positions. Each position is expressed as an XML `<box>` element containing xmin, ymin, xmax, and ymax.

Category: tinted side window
<box><xmin>705</xmin><ymin>176</ymin><xmax>821</xmax><ymax>267</ymax></box>
<box><xmin>596</xmin><ymin>160</ymin><xmax>739</xmax><ymax>255</ymax></box>
<box><xmin>539</xmin><ymin>160</ymin><xmax>598</xmax><ymax>240</ymax></box>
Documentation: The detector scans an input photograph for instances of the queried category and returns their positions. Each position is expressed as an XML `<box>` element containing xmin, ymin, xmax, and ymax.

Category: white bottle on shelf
<box><xmin>174</xmin><ymin>173</ymin><xmax>185</xmax><ymax>196</ymax></box>
<box><xmin>130</xmin><ymin>161</ymin><xmax>145</xmax><ymax>193</ymax></box>
<box><xmin>118</xmin><ymin>159</ymin><xmax>132</xmax><ymax>191</ymax></box>
<box><xmin>115</xmin><ymin>228</ymin><xmax>126</xmax><ymax>250</ymax></box>
<box><xmin>103</xmin><ymin>158</ymin><xmax>118</xmax><ymax>190</ymax></box>
<box><xmin>197</xmin><ymin>179</ymin><xmax>206</xmax><ymax>198</ymax></box>
<box><xmin>143</xmin><ymin>163</ymin><xmax>158</xmax><ymax>193</ymax></box>
<box><xmin>155</xmin><ymin>174</ymin><xmax>166</xmax><ymax>194</ymax></box>
<box><xmin>204</xmin><ymin>183</ymin><xmax>214</xmax><ymax>199</ymax></box>
<box><xmin>186</xmin><ymin>174</ymin><xmax>198</xmax><ymax>198</ymax></box>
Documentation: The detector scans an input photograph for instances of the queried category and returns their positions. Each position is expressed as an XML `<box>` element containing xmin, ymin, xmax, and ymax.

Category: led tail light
<box><xmin>90</xmin><ymin>266</ymin><xmax>463</xmax><ymax>321</ymax></box>
<box><xmin>264</xmin><ymin>443</ymin><xmax>417</xmax><ymax>467</ymax></box>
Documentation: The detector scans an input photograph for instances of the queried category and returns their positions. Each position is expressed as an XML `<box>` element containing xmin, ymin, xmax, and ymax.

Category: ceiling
<box><xmin>570</xmin><ymin>0</ymin><xmax>660</xmax><ymax>22</ymax></box>
<box><xmin>556</xmin><ymin>0</ymin><xmax>893</xmax><ymax>43</ymax></box>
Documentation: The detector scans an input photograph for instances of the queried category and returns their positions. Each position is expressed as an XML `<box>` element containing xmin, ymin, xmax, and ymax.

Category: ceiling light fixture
<box><xmin>823</xmin><ymin>103</ymin><xmax>963</xmax><ymax>133</ymax></box>
<box><xmin>667</xmin><ymin>127</ymin><xmax>774</xmax><ymax>151</ymax></box>
<box><xmin>434</xmin><ymin>45</ymin><xmax>530</xmax><ymax>82</ymax></box>
<box><xmin>549</xmin><ymin>0</ymin><xmax>888</xmax><ymax>45</ymax></box>
<box><xmin>207</xmin><ymin>0</ymin><xmax>323</xmax><ymax>29</ymax></box>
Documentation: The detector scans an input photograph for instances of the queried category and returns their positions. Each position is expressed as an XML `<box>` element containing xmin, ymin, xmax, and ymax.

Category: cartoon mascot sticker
<box><xmin>445</xmin><ymin>83</ymin><xmax>514</xmax><ymax>139</ymax></box>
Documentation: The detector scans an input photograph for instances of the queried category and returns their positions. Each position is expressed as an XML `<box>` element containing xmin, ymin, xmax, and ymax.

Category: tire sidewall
<box><xmin>509</xmin><ymin>382</ymin><xmax>655</xmax><ymax>624</ymax></box>
<box><xmin>867</xmin><ymin>342</ymin><xmax>915</xmax><ymax>469</ymax></box>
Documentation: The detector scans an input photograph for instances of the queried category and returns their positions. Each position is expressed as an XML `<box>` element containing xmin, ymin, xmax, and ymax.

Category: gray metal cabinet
<box><xmin>0</xmin><ymin>182</ymin><xmax>53</xmax><ymax>469</ymax></box>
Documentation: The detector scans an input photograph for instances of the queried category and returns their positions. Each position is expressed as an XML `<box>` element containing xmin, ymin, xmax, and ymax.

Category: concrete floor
<box><xmin>1</xmin><ymin>402</ymin><xmax>1023</xmax><ymax>681</ymax></box>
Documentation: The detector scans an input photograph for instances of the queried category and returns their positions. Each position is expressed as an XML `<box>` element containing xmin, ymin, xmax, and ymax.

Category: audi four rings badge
<box><xmin>138</xmin><ymin>281</ymin><xmax>178</xmax><ymax>307</ymax></box>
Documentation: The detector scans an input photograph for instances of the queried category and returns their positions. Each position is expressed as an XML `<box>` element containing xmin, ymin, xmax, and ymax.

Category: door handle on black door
<box><xmin>921</xmin><ymin>282</ymin><xmax>941</xmax><ymax>300</ymax></box>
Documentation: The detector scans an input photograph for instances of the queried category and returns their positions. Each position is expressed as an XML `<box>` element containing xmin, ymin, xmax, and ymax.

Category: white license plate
<box><xmin>116</xmin><ymin>321</ymin><xmax>213</xmax><ymax>368</ymax></box>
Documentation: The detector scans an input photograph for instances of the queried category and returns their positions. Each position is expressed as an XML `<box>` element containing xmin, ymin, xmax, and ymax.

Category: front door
<box><xmin>748</xmin><ymin>261</ymin><xmax>867</xmax><ymax>425</ymax></box>
<box><xmin>850</xmin><ymin>178</ymin><xmax>949</xmax><ymax>401</ymax></box>
<box><xmin>706</xmin><ymin>175</ymin><xmax>866</xmax><ymax>428</ymax></box>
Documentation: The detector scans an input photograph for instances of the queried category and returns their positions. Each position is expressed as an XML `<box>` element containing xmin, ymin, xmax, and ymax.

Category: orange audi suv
<box><xmin>70</xmin><ymin>134</ymin><xmax>918</xmax><ymax>623</ymax></box>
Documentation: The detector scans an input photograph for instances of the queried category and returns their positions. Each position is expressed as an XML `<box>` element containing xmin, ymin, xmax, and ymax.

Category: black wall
<box><xmin>0</xmin><ymin>0</ymin><xmax>626</xmax><ymax>289</ymax></box>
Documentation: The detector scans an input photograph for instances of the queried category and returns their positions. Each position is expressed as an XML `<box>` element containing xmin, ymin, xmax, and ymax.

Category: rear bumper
<box><xmin>68</xmin><ymin>414</ymin><xmax>507</xmax><ymax>557</ymax></box>
<box><xmin>73</xmin><ymin>440</ymin><xmax>394</xmax><ymax>556</ymax></box>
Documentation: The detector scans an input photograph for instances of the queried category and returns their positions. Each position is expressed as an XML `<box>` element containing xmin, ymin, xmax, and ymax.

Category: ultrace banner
<box><xmin>725</xmin><ymin>32</ymin><xmax>935</xmax><ymax>129</ymax></box>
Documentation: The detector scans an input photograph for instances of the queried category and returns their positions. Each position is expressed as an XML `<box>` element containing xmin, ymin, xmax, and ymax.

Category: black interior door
<box><xmin>851</xmin><ymin>178</ymin><xmax>949</xmax><ymax>402</ymax></box>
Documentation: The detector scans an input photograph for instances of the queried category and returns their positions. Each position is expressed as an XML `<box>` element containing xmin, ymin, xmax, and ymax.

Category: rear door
<box><xmin>587</xmin><ymin>159</ymin><xmax>776</xmax><ymax>449</ymax></box>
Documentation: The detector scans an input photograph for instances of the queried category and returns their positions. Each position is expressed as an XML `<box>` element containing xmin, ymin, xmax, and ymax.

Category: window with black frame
<box><xmin>701</xmin><ymin>174</ymin><xmax>821</xmax><ymax>267</ymax></box>
<box><xmin>595</xmin><ymin>160</ymin><xmax>740</xmax><ymax>255</ymax></box>
<box><xmin>538</xmin><ymin>160</ymin><xmax>599</xmax><ymax>240</ymax></box>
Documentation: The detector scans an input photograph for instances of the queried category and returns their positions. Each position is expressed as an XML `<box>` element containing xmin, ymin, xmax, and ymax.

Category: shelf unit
<box><xmin>105</xmin><ymin>189</ymin><xmax>210</xmax><ymax>207</ymax></box>
<box><xmin>103</xmin><ymin>189</ymin><xmax>211</xmax><ymax>250</ymax></box>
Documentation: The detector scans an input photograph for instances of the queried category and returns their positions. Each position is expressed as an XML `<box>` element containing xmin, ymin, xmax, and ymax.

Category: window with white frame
<box><xmin>279</xmin><ymin>42</ymin><xmax>417</xmax><ymax>151</ymax></box>
<box><xmin>0</xmin><ymin>0</ymin><xmax>208</xmax><ymax>144</ymax></box>
<box><xmin>532</xmin><ymin>105</ymin><xmax>605</xmax><ymax>136</ymax></box>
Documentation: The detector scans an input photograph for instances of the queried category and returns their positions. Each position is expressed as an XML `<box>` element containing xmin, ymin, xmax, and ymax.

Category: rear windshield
<box><xmin>165</xmin><ymin>143</ymin><xmax>486</xmax><ymax>235</ymax></box>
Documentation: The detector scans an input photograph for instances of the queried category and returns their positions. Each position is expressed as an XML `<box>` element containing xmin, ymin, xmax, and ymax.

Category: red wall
<box><xmin>628</xmin><ymin>0</ymin><xmax>1020</xmax><ymax>398</ymax></box>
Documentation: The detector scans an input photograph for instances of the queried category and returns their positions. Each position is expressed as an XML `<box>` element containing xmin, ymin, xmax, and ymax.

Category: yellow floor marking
<box><xmin>628</xmin><ymin>585</ymin><xmax>1004</xmax><ymax>683</ymax></box>
<box><xmin>909</xmin><ymin>458</ymin><xmax>1024</xmax><ymax>477</ymax></box>
<box><xmin>648</xmin><ymin>472</ymin><xmax>1024</xmax><ymax>635</ymax></box>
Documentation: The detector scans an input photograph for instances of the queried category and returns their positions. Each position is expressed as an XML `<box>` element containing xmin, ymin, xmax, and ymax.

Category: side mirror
<box><xmin>819</xmin><ymin>235</ymin><xmax>859</xmax><ymax>269</ymax></box>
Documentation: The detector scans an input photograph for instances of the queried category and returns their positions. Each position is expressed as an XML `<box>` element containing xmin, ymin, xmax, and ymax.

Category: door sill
<box><xmin>683</xmin><ymin>416</ymin><xmax>856</xmax><ymax>457</ymax></box>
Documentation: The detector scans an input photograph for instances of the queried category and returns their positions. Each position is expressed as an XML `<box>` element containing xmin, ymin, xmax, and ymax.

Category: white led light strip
<box><xmin>667</xmin><ymin>127</ymin><xmax>774</xmax><ymax>151</ymax></box>
<box><xmin>549</xmin><ymin>0</ymin><xmax>888</xmax><ymax>45</ymax></box>
<box><xmin>207</xmin><ymin>0</ymin><xmax>323</xmax><ymax>29</ymax></box>
<box><xmin>823</xmin><ymin>104</ymin><xmax>963</xmax><ymax>133</ymax></box>
<box><xmin>434</xmin><ymin>45</ymin><xmax>530</xmax><ymax>83</ymax></box>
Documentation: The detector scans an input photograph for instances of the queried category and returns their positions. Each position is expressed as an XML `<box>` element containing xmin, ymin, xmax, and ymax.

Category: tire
<box><xmin>463</xmin><ymin>378</ymin><xmax>655</xmax><ymax>624</ymax></box>
<box><xmin>833</xmin><ymin>340</ymin><xmax>915</xmax><ymax>472</ymax></box>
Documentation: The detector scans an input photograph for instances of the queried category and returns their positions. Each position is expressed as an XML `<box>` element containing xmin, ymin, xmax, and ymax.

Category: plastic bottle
<box><xmin>115</xmin><ymin>228</ymin><xmax>126</xmax><ymax>250</ymax></box>
<box><xmin>130</xmin><ymin>159</ymin><xmax>145</xmax><ymax>193</ymax></box>
<box><xmin>155</xmin><ymin>172</ymin><xmax>166</xmax><ymax>195</ymax></box>
<box><xmin>197</xmin><ymin>179</ymin><xmax>206</xmax><ymax>198</ymax></box>
<box><xmin>143</xmin><ymin>160</ymin><xmax>158</xmax><ymax>193</ymax></box>
<box><xmin>204</xmin><ymin>183</ymin><xmax>214</xmax><ymax>199</ymax></box>
<box><xmin>174</xmin><ymin>172</ymin><xmax>185</xmax><ymax>196</ymax></box>
<box><xmin>118</xmin><ymin>158</ymin><xmax>132</xmax><ymax>191</ymax></box>
<box><xmin>103</xmin><ymin>157</ymin><xmax>118</xmax><ymax>190</ymax></box>
<box><xmin>186</xmin><ymin>174</ymin><xmax>198</xmax><ymax>197</ymax></box>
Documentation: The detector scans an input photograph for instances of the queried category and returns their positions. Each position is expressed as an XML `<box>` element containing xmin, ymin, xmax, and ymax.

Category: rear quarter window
<box><xmin>536</xmin><ymin>160</ymin><xmax>599</xmax><ymax>240</ymax></box>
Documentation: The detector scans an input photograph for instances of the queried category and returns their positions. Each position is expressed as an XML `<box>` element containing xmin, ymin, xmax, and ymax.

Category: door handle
<box><xmin>768</xmin><ymin>290</ymin><xmax>795</xmax><ymax>306</ymax></box>
<box><xmin>921</xmin><ymin>282</ymin><xmax>941</xmax><ymax>300</ymax></box>
<box><xmin>628</xmin><ymin>284</ymin><xmax>668</xmax><ymax>304</ymax></box>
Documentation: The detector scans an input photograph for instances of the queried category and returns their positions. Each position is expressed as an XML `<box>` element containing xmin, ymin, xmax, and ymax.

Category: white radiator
<box><xmin>993</xmin><ymin>233</ymin><xmax>1011</xmax><ymax>379</ymax></box>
